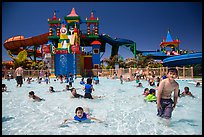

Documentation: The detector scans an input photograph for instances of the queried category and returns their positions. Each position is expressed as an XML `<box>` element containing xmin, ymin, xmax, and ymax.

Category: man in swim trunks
<box><xmin>14</xmin><ymin>66</ymin><xmax>24</xmax><ymax>87</ymax></box>
<box><xmin>157</xmin><ymin>68</ymin><xmax>179</xmax><ymax>119</ymax></box>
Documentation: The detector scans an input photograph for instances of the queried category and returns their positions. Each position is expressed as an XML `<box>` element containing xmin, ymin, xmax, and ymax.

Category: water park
<box><xmin>2</xmin><ymin>8</ymin><xmax>202</xmax><ymax>135</ymax></box>
<box><xmin>2</xmin><ymin>8</ymin><xmax>202</xmax><ymax>78</ymax></box>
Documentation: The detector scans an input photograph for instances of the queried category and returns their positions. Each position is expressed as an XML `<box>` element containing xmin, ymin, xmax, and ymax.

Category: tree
<box><xmin>125</xmin><ymin>58</ymin><xmax>137</xmax><ymax>68</ymax></box>
<box><xmin>7</xmin><ymin>50</ymin><xmax>28</xmax><ymax>69</ymax></box>
<box><xmin>102</xmin><ymin>55</ymin><xmax>119</xmax><ymax>69</ymax></box>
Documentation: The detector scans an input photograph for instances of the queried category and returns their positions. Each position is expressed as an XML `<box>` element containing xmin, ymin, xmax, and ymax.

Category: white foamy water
<box><xmin>2</xmin><ymin>78</ymin><xmax>202</xmax><ymax>135</ymax></box>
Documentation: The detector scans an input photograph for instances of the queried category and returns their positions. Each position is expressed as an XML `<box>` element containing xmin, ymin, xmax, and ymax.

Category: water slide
<box><xmin>99</xmin><ymin>34</ymin><xmax>202</xmax><ymax>66</ymax></box>
<box><xmin>162</xmin><ymin>52</ymin><xmax>202</xmax><ymax>67</ymax></box>
<box><xmin>99</xmin><ymin>34</ymin><xmax>170</xmax><ymax>60</ymax></box>
<box><xmin>4</xmin><ymin>33</ymin><xmax>202</xmax><ymax>67</ymax></box>
<box><xmin>3</xmin><ymin>33</ymin><xmax>49</xmax><ymax>57</ymax></box>
<box><xmin>99</xmin><ymin>34</ymin><xmax>136</xmax><ymax>57</ymax></box>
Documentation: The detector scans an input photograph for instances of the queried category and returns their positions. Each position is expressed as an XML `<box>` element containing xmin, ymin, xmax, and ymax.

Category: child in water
<box><xmin>2</xmin><ymin>84</ymin><xmax>7</xmax><ymax>92</ymax></box>
<box><xmin>79</xmin><ymin>77</ymin><xmax>85</xmax><ymax>85</ymax></box>
<box><xmin>29</xmin><ymin>91</ymin><xmax>44</xmax><ymax>102</ymax></box>
<box><xmin>157</xmin><ymin>68</ymin><xmax>179</xmax><ymax>120</ymax></box>
<box><xmin>142</xmin><ymin>88</ymin><xmax>149</xmax><ymax>96</ymax></box>
<box><xmin>63</xmin><ymin>107</ymin><xmax>102</xmax><ymax>123</ymax></box>
<box><xmin>49</xmin><ymin>86</ymin><xmax>56</xmax><ymax>92</ymax></box>
<box><xmin>136</xmin><ymin>82</ymin><xmax>143</xmax><ymax>87</ymax></box>
<box><xmin>83</xmin><ymin>78</ymin><xmax>94</xmax><ymax>99</ymax></box>
<box><xmin>180</xmin><ymin>87</ymin><xmax>195</xmax><ymax>98</ymax></box>
<box><xmin>144</xmin><ymin>88</ymin><xmax>157</xmax><ymax>102</ymax></box>
<box><xmin>62</xmin><ymin>85</ymin><xmax>71</xmax><ymax>91</ymax></box>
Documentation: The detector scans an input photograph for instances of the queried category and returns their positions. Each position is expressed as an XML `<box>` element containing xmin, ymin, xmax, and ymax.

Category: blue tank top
<box><xmin>85</xmin><ymin>84</ymin><xmax>92</xmax><ymax>93</ymax></box>
<box><xmin>74</xmin><ymin>112</ymin><xmax>88</xmax><ymax>122</ymax></box>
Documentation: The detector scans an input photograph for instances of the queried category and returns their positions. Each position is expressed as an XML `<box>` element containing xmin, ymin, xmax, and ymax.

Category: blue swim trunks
<box><xmin>157</xmin><ymin>98</ymin><xmax>173</xmax><ymax>119</ymax></box>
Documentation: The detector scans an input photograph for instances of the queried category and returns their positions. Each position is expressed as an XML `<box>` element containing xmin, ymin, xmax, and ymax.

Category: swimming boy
<box><xmin>29</xmin><ymin>91</ymin><xmax>44</xmax><ymax>102</ymax></box>
<box><xmin>157</xmin><ymin>68</ymin><xmax>179</xmax><ymax>119</ymax></box>
<box><xmin>49</xmin><ymin>86</ymin><xmax>56</xmax><ymax>92</ymax></box>
<box><xmin>63</xmin><ymin>107</ymin><xmax>102</xmax><ymax>123</ymax></box>
<box><xmin>180</xmin><ymin>87</ymin><xmax>195</xmax><ymax>98</ymax></box>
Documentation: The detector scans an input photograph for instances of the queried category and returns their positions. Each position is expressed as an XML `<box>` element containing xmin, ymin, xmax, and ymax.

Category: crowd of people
<box><xmin>2</xmin><ymin>66</ymin><xmax>201</xmax><ymax>124</ymax></box>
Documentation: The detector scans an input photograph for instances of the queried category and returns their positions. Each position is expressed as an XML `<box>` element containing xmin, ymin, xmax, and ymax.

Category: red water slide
<box><xmin>3</xmin><ymin>33</ymin><xmax>49</xmax><ymax>57</ymax></box>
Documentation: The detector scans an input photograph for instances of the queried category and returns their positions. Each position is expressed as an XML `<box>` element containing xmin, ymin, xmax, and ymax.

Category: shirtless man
<box><xmin>157</xmin><ymin>68</ymin><xmax>179</xmax><ymax>120</ymax></box>
<box><xmin>15</xmin><ymin>66</ymin><xmax>24</xmax><ymax>87</ymax></box>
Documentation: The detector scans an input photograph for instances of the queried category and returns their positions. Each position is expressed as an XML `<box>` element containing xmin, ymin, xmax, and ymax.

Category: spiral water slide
<box><xmin>3</xmin><ymin>33</ymin><xmax>49</xmax><ymax>57</ymax></box>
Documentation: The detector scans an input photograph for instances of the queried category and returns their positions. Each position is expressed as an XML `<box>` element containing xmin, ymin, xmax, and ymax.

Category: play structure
<box><xmin>3</xmin><ymin>8</ymin><xmax>137</xmax><ymax>77</ymax></box>
<box><xmin>3</xmin><ymin>8</ymin><xmax>202</xmax><ymax>77</ymax></box>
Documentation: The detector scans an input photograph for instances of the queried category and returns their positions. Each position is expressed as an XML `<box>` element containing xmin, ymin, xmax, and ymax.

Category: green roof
<box><xmin>64</xmin><ymin>16</ymin><xmax>81</xmax><ymax>20</ymax></box>
<box><xmin>48</xmin><ymin>20</ymin><xmax>61</xmax><ymax>24</ymax></box>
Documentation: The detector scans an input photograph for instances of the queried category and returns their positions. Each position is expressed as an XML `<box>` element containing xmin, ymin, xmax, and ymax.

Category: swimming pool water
<box><xmin>2</xmin><ymin>77</ymin><xmax>202</xmax><ymax>135</ymax></box>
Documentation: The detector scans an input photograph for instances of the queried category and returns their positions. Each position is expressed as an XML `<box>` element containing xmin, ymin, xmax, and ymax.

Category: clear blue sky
<box><xmin>2</xmin><ymin>2</ymin><xmax>202</xmax><ymax>61</ymax></box>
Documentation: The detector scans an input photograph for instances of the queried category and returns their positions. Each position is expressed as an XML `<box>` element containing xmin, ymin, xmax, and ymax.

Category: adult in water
<box><xmin>14</xmin><ymin>66</ymin><xmax>24</xmax><ymax>87</ymax></box>
<box><xmin>70</xmin><ymin>88</ymin><xmax>84</xmax><ymax>98</ymax></box>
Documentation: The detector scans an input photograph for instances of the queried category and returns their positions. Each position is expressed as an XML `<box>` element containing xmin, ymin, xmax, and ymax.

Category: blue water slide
<box><xmin>99</xmin><ymin>34</ymin><xmax>134</xmax><ymax>45</ymax></box>
<box><xmin>162</xmin><ymin>52</ymin><xmax>202</xmax><ymax>67</ymax></box>
<box><xmin>99</xmin><ymin>34</ymin><xmax>136</xmax><ymax>57</ymax></box>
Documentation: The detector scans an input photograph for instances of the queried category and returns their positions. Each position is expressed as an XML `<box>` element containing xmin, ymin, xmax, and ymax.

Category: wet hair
<box><xmin>50</xmin><ymin>86</ymin><xmax>54</xmax><ymax>91</ymax></box>
<box><xmin>196</xmin><ymin>82</ymin><xmax>200</xmax><ymax>86</ymax></box>
<box><xmin>144</xmin><ymin>88</ymin><xmax>149</xmax><ymax>92</ymax></box>
<box><xmin>87</xmin><ymin>78</ymin><xmax>92</xmax><ymax>84</ymax></box>
<box><xmin>2</xmin><ymin>84</ymin><xmax>6</xmax><ymax>88</ymax></box>
<box><xmin>184</xmin><ymin>86</ymin><xmax>189</xmax><ymax>91</ymax></box>
<box><xmin>149</xmin><ymin>89</ymin><xmax>156</xmax><ymax>94</ymax></box>
<box><xmin>75</xmin><ymin>107</ymin><xmax>83</xmax><ymax>113</ymax></box>
<box><xmin>71</xmin><ymin>88</ymin><xmax>75</xmax><ymax>92</ymax></box>
<box><xmin>167</xmin><ymin>68</ymin><xmax>178</xmax><ymax>75</ymax></box>
<box><xmin>29</xmin><ymin>91</ymin><xmax>35</xmax><ymax>95</ymax></box>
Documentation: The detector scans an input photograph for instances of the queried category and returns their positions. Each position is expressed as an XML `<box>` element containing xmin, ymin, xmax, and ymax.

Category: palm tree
<box><xmin>125</xmin><ymin>58</ymin><xmax>137</xmax><ymax>68</ymax></box>
<box><xmin>102</xmin><ymin>55</ymin><xmax>119</xmax><ymax>69</ymax></box>
<box><xmin>7</xmin><ymin>50</ymin><xmax>28</xmax><ymax>69</ymax></box>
